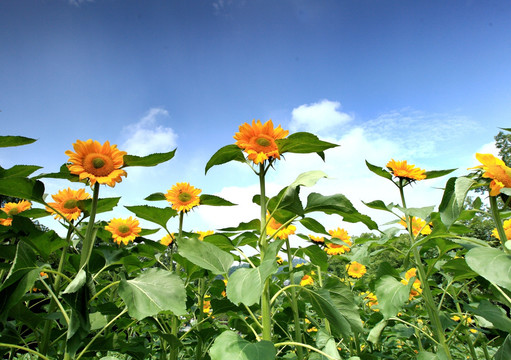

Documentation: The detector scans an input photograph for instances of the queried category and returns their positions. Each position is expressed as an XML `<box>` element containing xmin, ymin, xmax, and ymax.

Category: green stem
<box><xmin>0</xmin><ymin>343</ymin><xmax>50</xmax><ymax>360</ymax></box>
<box><xmin>274</xmin><ymin>341</ymin><xmax>339</xmax><ymax>360</ymax></box>
<box><xmin>285</xmin><ymin>238</ymin><xmax>304</xmax><ymax>360</ymax></box>
<box><xmin>258</xmin><ymin>163</ymin><xmax>272</xmax><ymax>341</ymax></box>
<box><xmin>88</xmin><ymin>281</ymin><xmax>120</xmax><ymax>304</ymax></box>
<box><xmin>196</xmin><ymin>277</ymin><xmax>205</xmax><ymax>360</ymax></box>
<box><xmin>489</xmin><ymin>195</ymin><xmax>511</xmax><ymax>254</ymax></box>
<box><xmin>79</xmin><ymin>183</ymin><xmax>100</xmax><ymax>269</ymax></box>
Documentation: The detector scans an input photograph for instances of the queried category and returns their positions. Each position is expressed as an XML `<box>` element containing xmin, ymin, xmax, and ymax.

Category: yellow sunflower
<box><xmin>276</xmin><ymin>255</ymin><xmax>284</xmax><ymax>265</ymax></box>
<box><xmin>325</xmin><ymin>228</ymin><xmax>352</xmax><ymax>254</ymax></box>
<box><xmin>401</xmin><ymin>267</ymin><xmax>422</xmax><ymax>300</ymax></box>
<box><xmin>309</xmin><ymin>235</ymin><xmax>325</xmax><ymax>245</ymax></box>
<box><xmin>66</xmin><ymin>139</ymin><xmax>127</xmax><ymax>187</ymax></box>
<box><xmin>400</xmin><ymin>217</ymin><xmax>432</xmax><ymax>236</ymax></box>
<box><xmin>472</xmin><ymin>153</ymin><xmax>511</xmax><ymax>196</ymax></box>
<box><xmin>160</xmin><ymin>233</ymin><xmax>175</xmax><ymax>246</ymax></box>
<box><xmin>362</xmin><ymin>291</ymin><xmax>379</xmax><ymax>310</ymax></box>
<box><xmin>105</xmin><ymin>217</ymin><xmax>141</xmax><ymax>245</ymax></box>
<box><xmin>266</xmin><ymin>214</ymin><xmax>296</xmax><ymax>240</ymax></box>
<box><xmin>46</xmin><ymin>188</ymin><xmax>90</xmax><ymax>221</ymax></box>
<box><xmin>196</xmin><ymin>230</ymin><xmax>214</xmax><ymax>240</ymax></box>
<box><xmin>203</xmin><ymin>295</ymin><xmax>212</xmax><ymax>314</ymax></box>
<box><xmin>492</xmin><ymin>219</ymin><xmax>511</xmax><ymax>240</ymax></box>
<box><xmin>165</xmin><ymin>182</ymin><xmax>201</xmax><ymax>213</ymax></box>
<box><xmin>0</xmin><ymin>200</ymin><xmax>32</xmax><ymax>226</ymax></box>
<box><xmin>233</xmin><ymin>119</ymin><xmax>289</xmax><ymax>164</ymax></box>
<box><xmin>300</xmin><ymin>274</ymin><xmax>314</xmax><ymax>286</ymax></box>
<box><xmin>346</xmin><ymin>261</ymin><xmax>367</xmax><ymax>278</ymax></box>
<box><xmin>386</xmin><ymin>159</ymin><xmax>427</xmax><ymax>181</ymax></box>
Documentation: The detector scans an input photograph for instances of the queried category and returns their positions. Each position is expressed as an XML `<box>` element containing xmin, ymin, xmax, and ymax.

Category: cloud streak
<box><xmin>290</xmin><ymin>99</ymin><xmax>353</xmax><ymax>134</ymax></box>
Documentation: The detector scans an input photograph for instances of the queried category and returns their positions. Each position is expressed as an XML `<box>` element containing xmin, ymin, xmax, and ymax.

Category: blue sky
<box><xmin>1</xmin><ymin>0</ymin><xmax>511</xmax><ymax>238</ymax></box>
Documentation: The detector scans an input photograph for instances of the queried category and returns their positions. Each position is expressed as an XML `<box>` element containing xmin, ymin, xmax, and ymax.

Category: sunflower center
<box><xmin>178</xmin><ymin>192</ymin><xmax>192</xmax><ymax>202</ymax></box>
<box><xmin>256</xmin><ymin>136</ymin><xmax>272</xmax><ymax>147</ymax></box>
<box><xmin>83</xmin><ymin>153</ymin><xmax>116</xmax><ymax>177</ymax></box>
<box><xmin>7</xmin><ymin>207</ymin><xmax>19</xmax><ymax>216</ymax></box>
<box><xmin>117</xmin><ymin>225</ymin><xmax>131</xmax><ymax>234</ymax></box>
<box><xmin>63</xmin><ymin>199</ymin><xmax>78</xmax><ymax>209</ymax></box>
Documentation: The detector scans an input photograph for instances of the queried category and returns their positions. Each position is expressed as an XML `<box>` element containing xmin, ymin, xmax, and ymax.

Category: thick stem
<box><xmin>489</xmin><ymin>196</ymin><xmax>511</xmax><ymax>254</ymax></box>
<box><xmin>286</xmin><ymin>238</ymin><xmax>304</xmax><ymax>360</ymax></box>
<box><xmin>79</xmin><ymin>183</ymin><xmax>100</xmax><ymax>269</ymax></box>
<box><xmin>196</xmin><ymin>278</ymin><xmax>205</xmax><ymax>360</ymax></box>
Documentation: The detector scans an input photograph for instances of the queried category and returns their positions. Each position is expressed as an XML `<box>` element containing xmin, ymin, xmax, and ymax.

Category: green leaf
<box><xmin>441</xmin><ymin>258</ymin><xmax>479</xmax><ymax>281</ymax></box>
<box><xmin>367</xmin><ymin>320</ymin><xmax>387</xmax><ymax>344</ymax></box>
<box><xmin>494</xmin><ymin>334</ymin><xmax>511</xmax><ymax>360</ymax></box>
<box><xmin>0</xmin><ymin>177</ymin><xmax>45</xmax><ymax>203</ymax></box>
<box><xmin>323</xmin><ymin>277</ymin><xmax>363</xmax><ymax>333</ymax></box>
<box><xmin>177</xmin><ymin>237</ymin><xmax>234</xmax><ymax>275</ymax></box>
<box><xmin>424</xmin><ymin>168</ymin><xmax>457</xmax><ymax>180</ymax></box>
<box><xmin>417</xmin><ymin>349</ymin><xmax>450</xmax><ymax>360</ymax></box>
<box><xmin>300</xmin><ymin>217</ymin><xmax>329</xmax><ymax>235</ymax></box>
<box><xmin>276</xmin><ymin>132</ymin><xmax>338</xmax><ymax>158</ymax></box>
<box><xmin>466</xmin><ymin>247</ymin><xmax>511</xmax><ymax>291</ymax></box>
<box><xmin>374</xmin><ymin>275</ymin><xmax>410</xmax><ymax>319</ymax></box>
<box><xmin>80</xmin><ymin>197</ymin><xmax>121</xmax><ymax>215</ymax></box>
<box><xmin>125</xmin><ymin>205</ymin><xmax>177</xmax><ymax>228</ymax></box>
<box><xmin>438</xmin><ymin>177</ymin><xmax>475</xmax><ymax>228</ymax></box>
<box><xmin>227</xmin><ymin>258</ymin><xmax>278</xmax><ymax>306</ymax></box>
<box><xmin>299</xmin><ymin>245</ymin><xmax>329</xmax><ymax>271</ymax></box>
<box><xmin>209</xmin><ymin>330</ymin><xmax>276</xmax><ymax>360</ymax></box>
<box><xmin>0</xmin><ymin>135</ymin><xmax>36</xmax><ymax>148</ymax></box>
<box><xmin>399</xmin><ymin>205</ymin><xmax>435</xmax><ymax>220</ymax></box>
<box><xmin>205</xmin><ymin>144</ymin><xmax>246</xmax><ymax>174</ymax></box>
<box><xmin>305</xmin><ymin>192</ymin><xmax>378</xmax><ymax>230</ymax></box>
<box><xmin>220</xmin><ymin>219</ymin><xmax>260</xmax><ymax>232</ymax></box>
<box><xmin>0</xmin><ymin>165</ymin><xmax>42</xmax><ymax>178</ymax></box>
<box><xmin>365</xmin><ymin>160</ymin><xmax>393</xmax><ymax>181</ymax></box>
<box><xmin>123</xmin><ymin>149</ymin><xmax>176</xmax><ymax>167</ymax></box>
<box><xmin>118</xmin><ymin>268</ymin><xmax>186</xmax><ymax>319</ymax></box>
<box><xmin>144</xmin><ymin>192</ymin><xmax>167</xmax><ymax>201</ymax></box>
<box><xmin>200</xmin><ymin>194</ymin><xmax>236</xmax><ymax>206</ymax></box>
<box><xmin>467</xmin><ymin>300</ymin><xmax>511</xmax><ymax>333</ymax></box>
<box><xmin>33</xmin><ymin>163</ymin><xmax>79</xmax><ymax>182</ymax></box>
<box><xmin>62</xmin><ymin>269</ymin><xmax>87</xmax><ymax>294</ymax></box>
<box><xmin>363</xmin><ymin>200</ymin><xmax>396</xmax><ymax>213</ymax></box>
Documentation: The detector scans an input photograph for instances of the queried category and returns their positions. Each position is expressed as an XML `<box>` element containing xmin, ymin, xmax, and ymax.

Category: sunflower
<box><xmin>165</xmin><ymin>182</ymin><xmax>201</xmax><ymax>213</ymax></box>
<box><xmin>105</xmin><ymin>217</ymin><xmax>141</xmax><ymax>245</ymax></box>
<box><xmin>196</xmin><ymin>230</ymin><xmax>214</xmax><ymax>240</ymax></box>
<box><xmin>386</xmin><ymin>159</ymin><xmax>427</xmax><ymax>181</ymax></box>
<box><xmin>46</xmin><ymin>188</ymin><xmax>90</xmax><ymax>221</ymax></box>
<box><xmin>325</xmin><ymin>228</ymin><xmax>352</xmax><ymax>254</ymax></box>
<box><xmin>362</xmin><ymin>291</ymin><xmax>379</xmax><ymax>310</ymax></box>
<box><xmin>233</xmin><ymin>119</ymin><xmax>289</xmax><ymax>164</ymax></box>
<box><xmin>266</xmin><ymin>214</ymin><xmax>296</xmax><ymax>240</ymax></box>
<box><xmin>276</xmin><ymin>255</ymin><xmax>284</xmax><ymax>265</ymax></box>
<box><xmin>400</xmin><ymin>217</ymin><xmax>432</xmax><ymax>236</ymax></box>
<box><xmin>300</xmin><ymin>274</ymin><xmax>314</xmax><ymax>286</ymax></box>
<box><xmin>160</xmin><ymin>233</ymin><xmax>175</xmax><ymax>246</ymax></box>
<box><xmin>309</xmin><ymin>235</ymin><xmax>325</xmax><ymax>245</ymax></box>
<box><xmin>66</xmin><ymin>139</ymin><xmax>127</xmax><ymax>187</ymax></box>
<box><xmin>203</xmin><ymin>295</ymin><xmax>212</xmax><ymax>314</ymax></box>
<box><xmin>492</xmin><ymin>219</ymin><xmax>511</xmax><ymax>240</ymax></box>
<box><xmin>0</xmin><ymin>200</ymin><xmax>32</xmax><ymax>226</ymax></box>
<box><xmin>472</xmin><ymin>153</ymin><xmax>511</xmax><ymax>196</ymax></box>
<box><xmin>346</xmin><ymin>261</ymin><xmax>367</xmax><ymax>278</ymax></box>
<box><xmin>401</xmin><ymin>267</ymin><xmax>422</xmax><ymax>300</ymax></box>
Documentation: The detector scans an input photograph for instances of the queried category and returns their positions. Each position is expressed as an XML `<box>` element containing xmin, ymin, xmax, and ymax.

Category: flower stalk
<box><xmin>489</xmin><ymin>195</ymin><xmax>511</xmax><ymax>254</ymax></box>
<box><xmin>285</xmin><ymin>238</ymin><xmax>304</xmax><ymax>360</ymax></box>
<box><xmin>259</xmin><ymin>163</ymin><xmax>272</xmax><ymax>341</ymax></box>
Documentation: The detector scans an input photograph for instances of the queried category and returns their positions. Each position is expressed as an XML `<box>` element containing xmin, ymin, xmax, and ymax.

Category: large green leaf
<box><xmin>220</xmin><ymin>219</ymin><xmax>260</xmax><ymax>232</ymax></box>
<box><xmin>438</xmin><ymin>177</ymin><xmax>475</xmax><ymax>228</ymax></box>
<box><xmin>300</xmin><ymin>217</ymin><xmax>329</xmax><ymax>235</ymax></box>
<box><xmin>205</xmin><ymin>144</ymin><xmax>246</xmax><ymax>174</ymax></box>
<box><xmin>123</xmin><ymin>149</ymin><xmax>176</xmax><ymax>167</ymax></box>
<box><xmin>494</xmin><ymin>334</ymin><xmax>511</xmax><ymax>360</ymax></box>
<box><xmin>299</xmin><ymin>245</ymin><xmax>329</xmax><ymax>271</ymax></box>
<box><xmin>200</xmin><ymin>194</ymin><xmax>236</xmax><ymax>206</ymax></box>
<box><xmin>305</xmin><ymin>192</ymin><xmax>378</xmax><ymax>230</ymax></box>
<box><xmin>276</xmin><ymin>132</ymin><xmax>338</xmax><ymax>158</ymax></box>
<box><xmin>424</xmin><ymin>168</ymin><xmax>457</xmax><ymax>180</ymax></box>
<box><xmin>80</xmin><ymin>197</ymin><xmax>121</xmax><ymax>215</ymax></box>
<box><xmin>118</xmin><ymin>268</ymin><xmax>186</xmax><ymax>319</ymax></box>
<box><xmin>466</xmin><ymin>247</ymin><xmax>511</xmax><ymax>291</ymax></box>
<box><xmin>374</xmin><ymin>275</ymin><xmax>410</xmax><ymax>319</ymax></box>
<box><xmin>363</xmin><ymin>200</ymin><xmax>396</xmax><ymax>213</ymax></box>
<box><xmin>0</xmin><ymin>135</ymin><xmax>36</xmax><ymax>147</ymax></box>
<box><xmin>323</xmin><ymin>277</ymin><xmax>363</xmax><ymax>333</ymax></box>
<box><xmin>0</xmin><ymin>177</ymin><xmax>45</xmax><ymax>203</ymax></box>
<box><xmin>209</xmin><ymin>330</ymin><xmax>276</xmax><ymax>360</ymax></box>
<box><xmin>365</xmin><ymin>160</ymin><xmax>393</xmax><ymax>181</ymax></box>
<box><xmin>125</xmin><ymin>205</ymin><xmax>177</xmax><ymax>228</ymax></box>
<box><xmin>367</xmin><ymin>320</ymin><xmax>388</xmax><ymax>344</ymax></box>
<box><xmin>177</xmin><ymin>237</ymin><xmax>234</xmax><ymax>275</ymax></box>
<box><xmin>0</xmin><ymin>165</ymin><xmax>42</xmax><ymax>178</ymax></box>
<box><xmin>34</xmin><ymin>163</ymin><xmax>79</xmax><ymax>182</ymax></box>
<box><xmin>467</xmin><ymin>300</ymin><xmax>511</xmax><ymax>333</ymax></box>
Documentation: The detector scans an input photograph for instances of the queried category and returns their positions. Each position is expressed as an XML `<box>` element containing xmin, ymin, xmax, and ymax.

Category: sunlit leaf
<box><xmin>209</xmin><ymin>330</ymin><xmax>276</xmax><ymax>360</ymax></box>
<box><xmin>178</xmin><ymin>237</ymin><xmax>234</xmax><ymax>275</ymax></box>
<box><xmin>466</xmin><ymin>247</ymin><xmax>511</xmax><ymax>291</ymax></box>
<box><xmin>200</xmin><ymin>194</ymin><xmax>236</xmax><ymax>206</ymax></box>
<box><xmin>365</xmin><ymin>160</ymin><xmax>393</xmax><ymax>181</ymax></box>
<box><xmin>439</xmin><ymin>176</ymin><xmax>475</xmax><ymax>228</ymax></box>
<box><xmin>125</xmin><ymin>205</ymin><xmax>177</xmax><ymax>228</ymax></box>
<box><xmin>118</xmin><ymin>268</ymin><xmax>186</xmax><ymax>319</ymax></box>
<box><xmin>300</xmin><ymin>217</ymin><xmax>329</xmax><ymax>235</ymax></box>
<box><xmin>0</xmin><ymin>177</ymin><xmax>45</xmax><ymax>203</ymax></box>
<box><xmin>226</xmin><ymin>259</ymin><xmax>277</xmax><ymax>306</ymax></box>
<box><xmin>0</xmin><ymin>135</ymin><xmax>36</xmax><ymax>148</ymax></box>
<box><xmin>0</xmin><ymin>165</ymin><xmax>42</xmax><ymax>178</ymax></box>
<box><xmin>276</xmin><ymin>132</ymin><xmax>338</xmax><ymax>158</ymax></box>
<box><xmin>144</xmin><ymin>192</ymin><xmax>166</xmax><ymax>201</ymax></box>
<box><xmin>424</xmin><ymin>168</ymin><xmax>457</xmax><ymax>180</ymax></box>
<box><xmin>220</xmin><ymin>219</ymin><xmax>260</xmax><ymax>232</ymax></box>
<box><xmin>123</xmin><ymin>149</ymin><xmax>176</xmax><ymax>167</ymax></box>
<box><xmin>374</xmin><ymin>275</ymin><xmax>410</xmax><ymax>319</ymax></box>
<box><xmin>205</xmin><ymin>144</ymin><xmax>246</xmax><ymax>174</ymax></box>
<box><xmin>323</xmin><ymin>277</ymin><xmax>363</xmax><ymax>333</ymax></box>
<box><xmin>367</xmin><ymin>320</ymin><xmax>387</xmax><ymax>344</ymax></box>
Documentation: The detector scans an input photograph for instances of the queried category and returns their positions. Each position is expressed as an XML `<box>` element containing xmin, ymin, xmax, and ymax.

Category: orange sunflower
<box><xmin>386</xmin><ymin>159</ymin><xmax>427</xmax><ymax>181</ymax></box>
<box><xmin>105</xmin><ymin>217</ymin><xmax>141</xmax><ymax>245</ymax></box>
<box><xmin>309</xmin><ymin>235</ymin><xmax>325</xmax><ymax>245</ymax></box>
<box><xmin>400</xmin><ymin>268</ymin><xmax>422</xmax><ymax>300</ymax></box>
<box><xmin>160</xmin><ymin>233</ymin><xmax>175</xmax><ymax>246</ymax></box>
<box><xmin>472</xmin><ymin>153</ymin><xmax>511</xmax><ymax>196</ymax></box>
<box><xmin>400</xmin><ymin>217</ymin><xmax>432</xmax><ymax>236</ymax></box>
<box><xmin>196</xmin><ymin>230</ymin><xmax>214</xmax><ymax>240</ymax></box>
<box><xmin>266</xmin><ymin>214</ymin><xmax>296</xmax><ymax>240</ymax></box>
<box><xmin>325</xmin><ymin>228</ymin><xmax>352</xmax><ymax>255</ymax></box>
<box><xmin>492</xmin><ymin>219</ymin><xmax>511</xmax><ymax>240</ymax></box>
<box><xmin>66</xmin><ymin>139</ymin><xmax>127</xmax><ymax>187</ymax></box>
<box><xmin>346</xmin><ymin>261</ymin><xmax>367</xmax><ymax>278</ymax></box>
<box><xmin>0</xmin><ymin>200</ymin><xmax>32</xmax><ymax>226</ymax></box>
<box><xmin>234</xmin><ymin>119</ymin><xmax>289</xmax><ymax>164</ymax></box>
<box><xmin>165</xmin><ymin>182</ymin><xmax>201</xmax><ymax>213</ymax></box>
<box><xmin>300</xmin><ymin>274</ymin><xmax>314</xmax><ymax>286</ymax></box>
<box><xmin>46</xmin><ymin>188</ymin><xmax>90</xmax><ymax>221</ymax></box>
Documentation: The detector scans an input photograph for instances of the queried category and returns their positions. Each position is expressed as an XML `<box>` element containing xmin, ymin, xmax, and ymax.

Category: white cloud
<box><xmin>121</xmin><ymin>108</ymin><xmax>177</xmax><ymax>156</ymax></box>
<box><xmin>69</xmin><ymin>0</ymin><xmax>94</xmax><ymax>6</ymax></box>
<box><xmin>290</xmin><ymin>99</ymin><xmax>353</xmax><ymax>134</ymax></box>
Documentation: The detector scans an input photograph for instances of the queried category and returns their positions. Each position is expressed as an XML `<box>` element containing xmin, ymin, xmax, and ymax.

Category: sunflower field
<box><xmin>1</xmin><ymin>122</ymin><xmax>511</xmax><ymax>360</ymax></box>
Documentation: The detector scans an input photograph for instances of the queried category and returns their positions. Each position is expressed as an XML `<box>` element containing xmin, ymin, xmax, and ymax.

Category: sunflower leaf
<box><xmin>276</xmin><ymin>132</ymin><xmax>338</xmax><ymax>159</ymax></box>
<box><xmin>0</xmin><ymin>177</ymin><xmax>45</xmax><ymax>203</ymax></box>
<box><xmin>0</xmin><ymin>135</ymin><xmax>37</xmax><ymax>148</ymax></box>
<box><xmin>0</xmin><ymin>165</ymin><xmax>42</xmax><ymax>179</ymax></box>
<box><xmin>144</xmin><ymin>192</ymin><xmax>167</xmax><ymax>201</ymax></box>
<box><xmin>34</xmin><ymin>164</ymin><xmax>80</xmax><ymax>182</ymax></box>
<box><xmin>125</xmin><ymin>205</ymin><xmax>177</xmax><ymax>228</ymax></box>
<box><xmin>365</xmin><ymin>160</ymin><xmax>393</xmax><ymax>181</ymax></box>
<box><xmin>123</xmin><ymin>149</ymin><xmax>176</xmax><ymax>167</ymax></box>
<box><xmin>424</xmin><ymin>169</ymin><xmax>457</xmax><ymax>180</ymax></box>
<box><xmin>200</xmin><ymin>194</ymin><xmax>236</xmax><ymax>206</ymax></box>
<box><xmin>205</xmin><ymin>144</ymin><xmax>246</xmax><ymax>174</ymax></box>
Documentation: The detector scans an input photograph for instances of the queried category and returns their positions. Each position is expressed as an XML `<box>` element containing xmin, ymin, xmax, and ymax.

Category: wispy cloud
<box><xmin>68</xmin><ymin>0</ymin><xmax>94</xmax><ymax>6</ymax></box>
<box><xmin>121</xmin><ymin>108</ymin><xmax>177</xmax><ymax>156</ymax></box>
<box><xmin>289</xmin><ymin>99</ymin><xmax>353</xmax><ymax>134</ymax></box>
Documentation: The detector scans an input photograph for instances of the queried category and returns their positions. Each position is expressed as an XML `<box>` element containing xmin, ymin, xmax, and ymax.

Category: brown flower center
<box><xmin>7</xmin><ymin>207</ymin><xmax>19</xmax><ymax>216</ymax></box>
<box><xmin>178</xmin><ymin>192</ymin><xmax>192</xmax><ymax>202</ymax></box>
<box><xmin>117</xmin><ymin>225</ymin><xmax>131</xmax><ymax>234</ymax></box>
<box><xmin>63</xmin><ymin>199</ymin><xmax>78</xmax><ymax>209</ymax></box>
<box><xmin>83</xmin><ymin>153</ymin><xmax>115</xmax><ymax>177</ymax></box>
